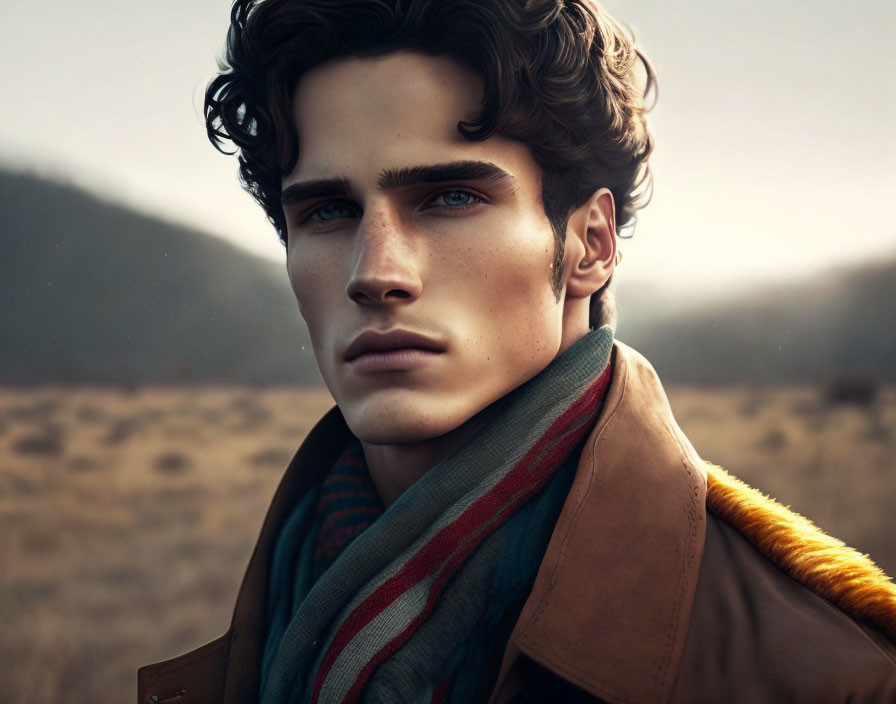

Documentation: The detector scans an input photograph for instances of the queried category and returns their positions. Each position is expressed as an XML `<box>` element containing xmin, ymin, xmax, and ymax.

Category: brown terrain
<box><xmin>0</xmin><ymin>385</ymin><xmax>893</xmax><ymax>703</ymax></box>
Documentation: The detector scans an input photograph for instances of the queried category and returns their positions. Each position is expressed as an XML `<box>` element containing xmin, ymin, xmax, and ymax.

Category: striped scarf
<box><xmin>261</xmin><ymin>326</ymin><xmax>614</xmax><ymax>703</ymax></box>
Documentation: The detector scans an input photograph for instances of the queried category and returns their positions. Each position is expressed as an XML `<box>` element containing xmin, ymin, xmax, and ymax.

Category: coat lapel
<box><xmin>138</xmin><ymin>340</ymin><xmax>708</xmax><ymax>704</ymax></box>
<box><xmin>137</xmin><ymin>405</ymin><xmax>352</xmax><ymax>704</ymax></box>
<box><xmin>223</xmin><ymin>405</ymin><xmax>353</xmax><ymax>703</ymax></box>
<box><xmin>489</xmin><ymin>341</ymin><xmax>708</xmax><ymax>704</ymax></box>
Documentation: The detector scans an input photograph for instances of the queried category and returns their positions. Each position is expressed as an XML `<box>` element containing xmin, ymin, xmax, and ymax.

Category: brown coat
<box><xmin>138</xmin><ymin>341</ymin><xmax>896</xmax><ymax>704</ymax></box>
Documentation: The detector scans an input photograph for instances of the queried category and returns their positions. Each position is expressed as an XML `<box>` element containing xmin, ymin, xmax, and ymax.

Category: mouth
<box><xmin>343</xmin><ymin>329</ymin><xmax>446</xmax><ymax>367</ymax></box>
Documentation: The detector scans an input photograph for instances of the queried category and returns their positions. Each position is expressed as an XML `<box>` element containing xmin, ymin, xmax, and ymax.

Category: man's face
<box><xmin>284</xmin><ymin>52</ymin><xmax>574</xmax><ymax>445</ymax></box>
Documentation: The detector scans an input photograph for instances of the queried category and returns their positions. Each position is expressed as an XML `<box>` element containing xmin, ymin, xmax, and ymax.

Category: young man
<box><xmin>139</xmin><ymin>1</ymin><xmax>896</xmax><ymax>702</ymax></box>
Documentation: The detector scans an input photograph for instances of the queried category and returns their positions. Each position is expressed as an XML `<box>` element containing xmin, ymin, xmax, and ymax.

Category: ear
<box><xmin>563</xmin><ymin>188</ymin><xmax>617</xmax><ymax>300</ymax></box>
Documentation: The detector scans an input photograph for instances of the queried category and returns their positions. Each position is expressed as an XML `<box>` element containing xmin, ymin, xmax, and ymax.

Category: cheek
<box><xmin>287</xmin><ymin>251</ymin><xmax>334</xmax><ymax>337</ymax></box>
<box><xmin>449</xmin><ymin>228</ymin><xmax>558</xmax><ymax>361</ymax></box>
<box><xmin>462</xmin><ymin>227</ymin><xmax>553</xmax><ymax>309</ymax></box>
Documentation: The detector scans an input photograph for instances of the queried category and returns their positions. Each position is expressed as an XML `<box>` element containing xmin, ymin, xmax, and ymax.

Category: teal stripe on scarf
<box><xmin>262</xmin><ymin>325</ymin><xmax>614</xmax><ymax>703</ymax></box>
<box><xmin>366</xmin><ymin>442</ymin><xmax>583</xmax><ymax>704</ymax></box>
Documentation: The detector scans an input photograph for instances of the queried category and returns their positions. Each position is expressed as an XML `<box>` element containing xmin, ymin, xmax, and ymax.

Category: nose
<box><xmin>345</xmin><ymin>207</ymin><xmax>423</xmax><ymax>306</ymax></box>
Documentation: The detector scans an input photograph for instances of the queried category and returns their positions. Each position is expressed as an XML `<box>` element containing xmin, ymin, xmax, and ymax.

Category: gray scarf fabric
<box><xmin>261</xmin><ymin>326</ymin><xmax>615</xmax><ymax>703</ymax></box>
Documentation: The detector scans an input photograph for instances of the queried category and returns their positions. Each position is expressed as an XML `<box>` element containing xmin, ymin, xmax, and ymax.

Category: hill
<box><xmin>0</xmin><ymin>169</ymin><xmax>321</xmax><ymax>385</ymax></box>
<box><xmin>615</xmin><ymin>256</ymin><xmax>896</xmax><ymax>384</ymax></box>
<box><xmin>2</xmin><ymin>168</ymin><xmax>894</xmax><ymax>386</ymax></box>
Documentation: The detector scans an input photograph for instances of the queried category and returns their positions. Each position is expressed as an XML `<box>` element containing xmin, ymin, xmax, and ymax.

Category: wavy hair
<box><xmin>205</xmin><ymin>0</ymin><xmax>656</xmax><ymax>329</ymax></box>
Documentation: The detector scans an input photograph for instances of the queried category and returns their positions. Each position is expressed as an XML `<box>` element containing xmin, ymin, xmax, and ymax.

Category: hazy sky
<box><xmin>2</xmin><ymin>0</ymin><xmax>894</xmax><ymax>295</ymax></box>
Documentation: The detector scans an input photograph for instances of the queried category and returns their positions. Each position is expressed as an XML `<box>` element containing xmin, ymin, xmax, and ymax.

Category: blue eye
<box><xmin>306</xmin><ymin>202</ymin><xmax>356</xmax><ymax>223</ymax></box>
<box><xmin>431</xmin><ymin>190</ymin><xmax>483</xmax><ymax>208</ymax></box>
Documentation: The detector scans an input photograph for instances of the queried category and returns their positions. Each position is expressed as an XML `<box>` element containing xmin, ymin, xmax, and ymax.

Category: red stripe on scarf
<box><xmin>311</xmin><ymin>362</ymin><xmax>612</xmax><ymax>702</ymax></box>
<box><xmin>314</xmin><ymin>506</ymin><xmax>382</xmax><ymax>562</ymax></box>
<box><xmin>339</xmin><ymin>387</ymin><xmax>604</xmax><ymax>702</ymax></box>
<box><xmin>430</xmin><ymin>675</ymin><xmax>455</xmax><ymax>704</ymax></box>
<box><xmin>320</xmin><ymin>504</ymin><xmax>383</xmax><ymax>526</ymax></box>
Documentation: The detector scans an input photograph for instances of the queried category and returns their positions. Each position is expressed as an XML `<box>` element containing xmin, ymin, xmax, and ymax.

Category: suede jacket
<box><xmin>138</xmin><ymin>341</ymin><xmax>896</xmax><ymax>704</ymax></box>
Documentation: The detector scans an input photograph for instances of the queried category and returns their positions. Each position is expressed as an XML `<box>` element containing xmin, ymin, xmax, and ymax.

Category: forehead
<box><xmin>286</xmin><ymin>52</ymin><xmax>538</xmax><ymax>189</ymax></box>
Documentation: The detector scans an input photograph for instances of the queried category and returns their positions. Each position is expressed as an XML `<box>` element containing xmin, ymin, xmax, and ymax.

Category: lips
<box><xmin>343</xmin><ymin>329</ymin><xmax>446</xmax><ymax>362</ymax></box>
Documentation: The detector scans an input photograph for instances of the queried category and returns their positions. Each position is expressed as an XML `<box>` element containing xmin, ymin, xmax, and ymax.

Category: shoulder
<box><xmin>672</xmin><ymin>464</ymin><xmax>896</xmax><ymax>703</ymax></box>
<box><xmin>509</xmin><ymin>343</ymin><xmax>896</xmax><ymax>703</ymax></box>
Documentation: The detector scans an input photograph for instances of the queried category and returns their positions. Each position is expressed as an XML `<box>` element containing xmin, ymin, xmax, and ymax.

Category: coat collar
<box><xmin>222</xmin><ymin>404</ymin><xmax>353</xmax><ymax>703</ymax></box>
<box><xmin>137</xmin><ymin>340</ymin><xmax>708</xmax><ymax>704</ymax></box>
<box><xmin>490</xmin><ymin>340</ymin><xmax>708</xmax><ymax>704</ymax></box>
<box><xmin>137</xmin><ymin>406</ymin><xmax>352</xmax><ymax>704</ymax></box>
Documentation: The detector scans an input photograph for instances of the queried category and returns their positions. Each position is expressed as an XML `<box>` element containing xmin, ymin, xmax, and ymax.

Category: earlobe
<box><xmin>565</xmin><ymin>188</ymin><xmax>617</xmax><ymax>300</ymax></box>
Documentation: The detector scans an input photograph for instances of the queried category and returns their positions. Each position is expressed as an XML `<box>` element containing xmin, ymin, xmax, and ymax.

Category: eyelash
<box><xmin>303</xmin><ymin>202</ymin><xmax>358</xmax><ymax>225</ymax></box>
<box><xmin>300</xmin><ymin>188</ymin><xmax>485</xmax><ymax>226</ymax></box>
<box><xmin>426</xmin><ymin>189</ymin><xmax>484</xmax><ymax>210</ymax></box>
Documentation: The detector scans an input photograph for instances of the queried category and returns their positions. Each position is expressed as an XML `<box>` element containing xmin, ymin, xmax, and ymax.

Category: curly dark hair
<box><xmin>205</xmin><ymin>0</ymin><xmax>655</xmax><ymax>330</ymax></box>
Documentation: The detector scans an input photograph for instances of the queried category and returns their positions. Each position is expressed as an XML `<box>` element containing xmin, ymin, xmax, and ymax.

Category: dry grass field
<box><xmin>0</xmin><ymin>384</ymin><xmax>893</xmax><ymax>703</ymax></box>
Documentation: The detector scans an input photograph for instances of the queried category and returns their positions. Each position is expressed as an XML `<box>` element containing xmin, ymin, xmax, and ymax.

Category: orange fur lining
<box><xmin>705</xmin><ymin>462</ymin><xmax>896</xmax><ymax>640</ymax></box>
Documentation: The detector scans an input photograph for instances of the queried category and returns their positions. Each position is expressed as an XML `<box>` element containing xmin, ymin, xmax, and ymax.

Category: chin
<box><xmin>340</xmin><ymin>393</ymin><xmax>472</xmax><ymax>447</ymax></box>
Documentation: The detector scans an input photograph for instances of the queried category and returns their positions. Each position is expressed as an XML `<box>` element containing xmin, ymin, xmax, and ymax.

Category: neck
<box><xmin>360</xmin><ymin>399</ymin><xmax>506</xmax><ymax>508</ymax></box>
<box><xmin>360</xmin><ymin>323</ymin><xmax>594</xmax><ymax>508</ymax></box>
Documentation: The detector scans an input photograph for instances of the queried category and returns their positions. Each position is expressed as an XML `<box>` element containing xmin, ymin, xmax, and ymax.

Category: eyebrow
<box><xmin>281</xmin><ymin>176</ymin><xmax>352</xmax><ymax>208</ymax></box>
<box><xmin>377</xmin><ymin>161</ymin><xmax>516</xmax><ymax>191</ymax></box>
<box><xmin>280</xmin><ymin>160</ymin><xmax>517</xmax><ymax>208</ymax></box>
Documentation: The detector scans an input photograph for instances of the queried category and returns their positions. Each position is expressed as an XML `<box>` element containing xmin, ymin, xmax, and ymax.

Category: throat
<box><xmin>361</xmin><ymin>400</ymin><xmax>505</xmax><ymax>508</ymax></box>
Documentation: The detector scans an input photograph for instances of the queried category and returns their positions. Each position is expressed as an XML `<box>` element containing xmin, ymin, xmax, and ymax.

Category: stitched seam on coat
<box><xmin>650</xmin><ymin>429</ymin><xmax>701</xmax><ymax>701</ymax></box>
<box><xmin>516</xmin><ymin>349</ymin><xmax>631</xmax><ymax>701</ymax></box>
<box><xmin>518</xmin><ymin>360</ymin><xmax>702</xmax><ymax>704</ymax></box>
<box><xmin>527</xmin><ymin>358</ymin><xmax>627</xmax><ymax>625</ymax></box>
<box><xmin>657</xmin><ymin>418</ymin><xmax>704</xmax><ymax>698</ymax></box>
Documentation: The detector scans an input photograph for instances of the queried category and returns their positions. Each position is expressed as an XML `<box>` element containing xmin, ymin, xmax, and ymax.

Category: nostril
<box><xmin>348</xmin><ymin>286</ymin><xmax>412</xmax><ymax>304</ymax></box>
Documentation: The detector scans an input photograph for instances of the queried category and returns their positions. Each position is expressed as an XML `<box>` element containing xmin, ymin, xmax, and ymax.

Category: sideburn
<box><xmin>548</xmin><ymin>215</ymin><xmax>567</xmax><ymax>301</ymax></box>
